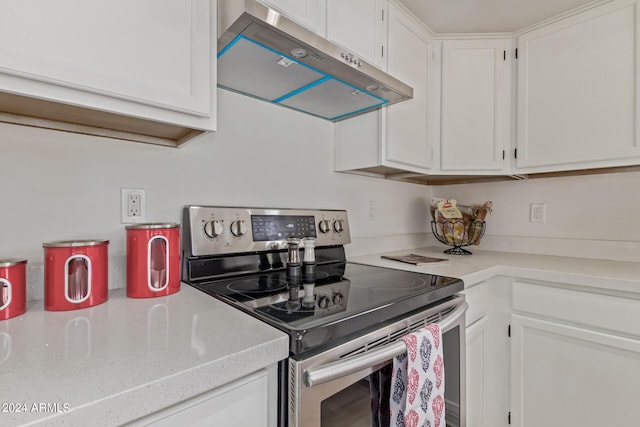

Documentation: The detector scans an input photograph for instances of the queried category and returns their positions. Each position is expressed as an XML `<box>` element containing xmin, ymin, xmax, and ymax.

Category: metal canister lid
<box><xmin>125</xmin><ymin>223</ymin><xmax>180</xmax><ymax>230</ymax></box>
<box><xmin>42</xmin><ymin>239</ymin><xmax>109</xmax><ymax>248</ymax></box>
<box><xmin>0</xmin><ymin>258</ymin><xmax>28</xmax><ymax>267</ymax></box>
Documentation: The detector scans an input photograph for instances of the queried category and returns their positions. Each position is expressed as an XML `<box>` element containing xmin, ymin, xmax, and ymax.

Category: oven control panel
<box><xmin>184</xmin><ymin>206</ymin><xmax>351</xmax><ymax>256</ymax></box>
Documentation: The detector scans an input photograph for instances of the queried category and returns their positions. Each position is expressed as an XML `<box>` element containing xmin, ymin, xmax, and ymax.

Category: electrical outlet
<box><xmin>368</xmin><ymin>200</ymin><xmax>376</xmax><ymax>221</ymax></box>
<box><xmin>121</xmin><ymin>188</ymin><xmax>146</xmax><ymax>224</ymax></box>
<box><xmin>530</xmin><ymin>203</ymin><xmax>545</xmax><ymax>223</ymax></box>
<box><xmin>127</xmin><ymin>194</ymin><xmax>141</xmax><ymax>217</ymax></box>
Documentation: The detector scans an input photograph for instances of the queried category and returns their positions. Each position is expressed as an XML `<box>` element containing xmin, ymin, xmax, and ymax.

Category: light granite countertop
<box><xmin>0</xmin><ymin>285</ymin><xmax>289</xmax><ymax>427</ymax></box>
<box><xmin>349</xmin><ymin>246</ymin><xmax>640</xmax><ymax>294</ymax></box>
<box><xmin>2</xmin><ymin>247</ymin><xmax>638</xmax><ymax>426</ymax></box>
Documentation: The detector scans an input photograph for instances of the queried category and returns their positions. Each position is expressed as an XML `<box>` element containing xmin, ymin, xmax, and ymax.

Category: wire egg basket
<box><xmin>431</xmin><ymin>220</ymin><xmax>486</xmax><ymax>255</ymax></box>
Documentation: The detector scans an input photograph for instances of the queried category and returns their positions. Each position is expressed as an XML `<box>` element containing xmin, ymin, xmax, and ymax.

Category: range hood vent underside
<box><xmin>217</xmin><ymin>35</ymin><xmax>388</xmax><ymax>121</ymax></box>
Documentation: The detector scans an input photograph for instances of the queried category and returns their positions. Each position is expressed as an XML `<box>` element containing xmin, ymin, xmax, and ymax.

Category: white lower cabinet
<box><xmin>462</xmin><ymin>278</ymin><xmax>510</xmax><ymax>427</ymax></box>
<box><xmin>510</xmin><ymin>281</ymin><xmax>640</xmax><ymax>427</ymax></box>
<box><xmin>129</xmin><ymin>369</ymin><xmax>271</xmax><ymax>427</ymax></box>
<box><xmin>510</xmin><ymin>315</ymin><xmax>640</xmax><ymax>427</ymax></box>
<box><xmin>465</xmin><ymin>313</ymin><xmax>490</xmax><ymax>426</ymax></box>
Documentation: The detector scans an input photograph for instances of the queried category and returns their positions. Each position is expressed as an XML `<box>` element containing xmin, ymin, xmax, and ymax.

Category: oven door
<box><xmin>289</xmin><ymin>295</ymin><xmax>467</xmax><ymax>427</ymax></box>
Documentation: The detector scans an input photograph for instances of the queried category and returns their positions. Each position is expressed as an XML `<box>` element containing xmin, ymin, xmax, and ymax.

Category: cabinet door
<box><xmin>516</xmin><ymin>0</ymin><xmax>640</xmax><ymax>171</ymax></box>
<box><xmin>441</xmin><ymin>39</ymin><xmax>510</xmax><ymax>172</ymax></box>
<box><xmin>326</xmin><ymin>0</ymin><xmax>386</xmax><ymax>69</ymax></box>
<box><xmin>466</xmin><ymin>316</ymin><xmax>490</xmax><ymax>427</ymax></box>
<box><xmin>133</xmin><ymin>370</ymin><xmax>269</xmax><ymax>427</ymax></box>
<box><xmin>0</xmin><ymin>0</ymin><xmax>213</xmax><ymax>117</ymax></box>
<box><xmin>258</xmin><ymin>0</ymin><xmax>325</xmax><ymax>34</ymax></box>
<box><xmin>510</xmin><ymin>315</ymin><xmax>640</xmax><ymax>427</ymax></box>
<box><xmin>385</xmin><ymin>6</ymin><xmax>432</xmax><ymax>171</ymax></box>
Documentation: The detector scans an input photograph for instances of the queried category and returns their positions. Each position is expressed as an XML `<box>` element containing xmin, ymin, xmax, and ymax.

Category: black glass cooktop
<box><xmin>189</xmin><ymin>262</ymin><xmax>463</xmax><ymax>354</ymax></box>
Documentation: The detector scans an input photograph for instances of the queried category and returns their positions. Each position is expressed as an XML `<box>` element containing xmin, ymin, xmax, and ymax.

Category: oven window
<box><xmin>318</xmin><ymin>326</ymin><xmax>461</xmax><ymax>427</ymax></box>
<box><xmin>321</xmin><ymin>378</ymin><xmax>375</xmax><ymax>427</ymax></box>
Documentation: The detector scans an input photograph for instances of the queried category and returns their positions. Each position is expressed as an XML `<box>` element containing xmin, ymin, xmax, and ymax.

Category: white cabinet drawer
<box><xmin>461</xmin><ymin>281</ymin><xmax>490</xmax><ymax>327</ymax></box>
<box><xmin>512</xmin><ymin>281</ymin><xmax>640</xmax><ymax>337</ymax></box>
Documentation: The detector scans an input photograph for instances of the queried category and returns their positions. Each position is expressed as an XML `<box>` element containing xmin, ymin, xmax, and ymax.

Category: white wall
<box><xmin>433</xmin><ymin>171</ymin><xmax>640</xmax><ymax>261</ymax></box>
<box><xmin>0</xmin><ymin>90</ymin><xmax>433</xmax><ymax>296</ymax></box>
<box><xmin>4</xmin><ymin>88</ymin><xmax>636</xmax><ymax>298</ymax></box>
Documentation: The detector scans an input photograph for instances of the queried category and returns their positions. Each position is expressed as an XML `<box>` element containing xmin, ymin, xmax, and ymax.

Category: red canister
<box><xmin>0</xmin><ymin>259</ymin><xmax>27</xmax><ymax>320</ymax></box>
<box><xmin>126</xmin><ymin>223</ymin><xmax>180</xmax><ymax>298</ymax></box>
<box><xmin>43</xmin><ymin>240</ymin><xmax>109</xmax><ymax>311</ymax></box>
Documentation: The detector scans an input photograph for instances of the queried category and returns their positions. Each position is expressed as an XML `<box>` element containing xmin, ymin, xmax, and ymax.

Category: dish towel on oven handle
<box><xmin>390</xmin><ymin>323</ymin><xmax>445</xmax><ymax>427</ymax></box>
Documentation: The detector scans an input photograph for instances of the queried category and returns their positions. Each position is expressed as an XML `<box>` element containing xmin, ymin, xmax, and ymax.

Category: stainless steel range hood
<box><xmin>217</xmin><ymin>0</ymin><xmax>413</xmax><ymax>121</ymax></box>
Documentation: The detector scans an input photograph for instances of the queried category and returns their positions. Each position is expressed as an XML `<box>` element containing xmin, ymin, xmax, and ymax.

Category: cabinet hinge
<box><xmin>514</xmin><ymin>148</ymin><xmax>518</xmax><ymax>159</ymax></box>
<box><xmin>503</xmin><ymin>50</ymin><xmax>506</xmax><ymax>61</ymax></box>
<box><xmin>508</xmin><ymin>324</ymin><xmax>511</xmax><ymax>337</ymax></box>
<box><xmin>515</xmin><ymin>48</ymin><xmax>518</xmax><ymax>59</ymax></box>
<box><xmin>502</xmin><ymin>150</ymin><xmax>505</xmax><ymax>160</ymax></box>
<box><xmin>508</xmin><ymin>411</ymin><xmax>512</xmax><ymax>424</ymax></box>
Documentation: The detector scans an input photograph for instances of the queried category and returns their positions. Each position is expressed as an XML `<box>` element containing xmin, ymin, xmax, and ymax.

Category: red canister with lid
<box><xmin>126</xmin><ymin>223</ymin><xmax>180</xmax><ymax>298</ymax></box>
<box><xmin>0</xmin><ymin>259</ymin><xmax>27</xmax><ymax>320</ymax></box>
<box><xmin>43</xmin><ymin>240</ymin><xmax>109</xmax><ymax>311</ymax></box>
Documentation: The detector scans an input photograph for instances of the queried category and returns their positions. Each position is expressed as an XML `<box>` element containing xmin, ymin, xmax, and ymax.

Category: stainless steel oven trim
<box><xmin>289</xmin><ymin>294</ymin><xmax>467</xmax><ymax>427</ymax></box>
<box><xmin>303</xmin><ymin>300</ymin><xmax>468</xmax><ymax>387</ymax></box>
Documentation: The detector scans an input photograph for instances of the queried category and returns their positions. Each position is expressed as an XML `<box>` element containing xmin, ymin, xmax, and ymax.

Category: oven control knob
<box><xmin>318</xmin><ymin>296</ymin><xmax>330</xmax><ymax>309</ymax></box>
<box><xmin>333</xmin><ymin>219</ymin><xmax>345</xmax><ymax>233</ymax></box>
<box><xmin>230</xmin><ymin>220</ymin><xmax>248</xmax><ymax>237</ymax></box>
<box><xmin>204</xmin><ymin>220</ymin><xmax>223</xmax><ymax>238</ymax></box>
<box><xmin>332</xmin><ymin>292</ymin><xmax>344</xmax><ymax>305</ymax></box>
<box><xmin>318</xmin><ymin>220</ymin><xmax>331</xmax><ymax>234</ymax></box>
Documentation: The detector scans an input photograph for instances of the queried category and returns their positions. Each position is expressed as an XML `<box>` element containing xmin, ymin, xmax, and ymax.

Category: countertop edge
<box><xmin>1</xmin><ymin>286</ymin><xmax>290</xmax><ymax>427</ymax></box>
<box><xmin>349</xmin><ymin>247</ymin><xmax>640</xmax><ymax>294</ymax></box>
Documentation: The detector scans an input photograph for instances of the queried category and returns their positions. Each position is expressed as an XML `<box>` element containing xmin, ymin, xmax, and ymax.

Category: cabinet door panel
<box><xmin>466</xmin><ymin>316</ymin><xmax>489</xmax><ymax>427</ymax></box>
<box><xmin>386</xmin><ymin>8</ymin><xmax>431</xmax><ymax>170</ymax></box>
<box><xmin>259</xmin><ymin>0</ymin><xmax>324</xmax><ymax>34</ymax></box>
<box><xmin>441</xmin><ymin>39</ymin><xmax>508</xmax><ymax>171</ymax></box>
<box><xmin>511</xmin><ymin>315</ymin><xmax>640</xmax><ymax>427</ymax></box>
<box><xmin>326</xmin><ymin>0</ymin><xmax>386</xmax><ymax>69</ymax></box>
<box><xmin>135</xmin><ymin>370</ymin><xmax>269</xmax><ymax>427</ymax></box>
<box><xmin>516</xmin><ymin>0</ymin><xmax>640</xmax><ymax>170</ymax></box>
<box><xmin>0</xmin><ymin>0</ymin><xmax>212</xmax><ymax>115</ymax></box>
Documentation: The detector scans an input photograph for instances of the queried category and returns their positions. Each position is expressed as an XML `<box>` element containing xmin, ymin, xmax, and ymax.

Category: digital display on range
<box><xmin>251</xmin><ymin>215</ymin><xmax>317</xmax><ymax>241</ymax></box>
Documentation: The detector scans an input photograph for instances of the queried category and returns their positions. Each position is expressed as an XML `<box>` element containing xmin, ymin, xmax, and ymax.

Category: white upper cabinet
<box><xmin>384</xmin><ymin>4</ymin><xmax>433</xmax><ymax>171</ymax></box>
<box><xmin>0</xmin><ymin>0</ymin><xmax>216</xmax><ymax>147</ymax></box>
<box><xmin>326</xmin><ymin>0</ymin><xmax>387</xmax><ymax>69</ymax></box>
<box><xmin>515</xmin><ymin>0</ymin><xmax>640</xmax><ymax>172</ymax></box>
<box><xmin>438</xmin><ymin>39</ymin><xmax>511</xmax><ymax>173</ymax></box>
<box><xmin>333</xmin><ymin>3</ymin><xmax>433</xmax><ymax>176</ymax></box>
<box><xmin>258</xmin><ymin>0</ymin><xmax>325</xmax><ymax>34</ymax></box>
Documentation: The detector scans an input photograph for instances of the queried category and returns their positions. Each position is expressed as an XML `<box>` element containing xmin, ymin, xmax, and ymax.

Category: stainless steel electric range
<box><xmin>182</xmin><ymin>206</ymin><xmax>467</xmax><ymax>427</ymax></box>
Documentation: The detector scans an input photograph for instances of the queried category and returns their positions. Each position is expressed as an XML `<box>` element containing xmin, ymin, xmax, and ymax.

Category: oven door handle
<box><xmin>304</xmin><ymin>301</ymin><xmax>468</xmax><ymax>387</ymax></box>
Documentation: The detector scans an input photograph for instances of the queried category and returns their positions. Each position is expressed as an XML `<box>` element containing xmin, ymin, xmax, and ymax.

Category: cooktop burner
<box><xmin>189</xmin><ymin>262</ymin><xmax>463</xmax><ymax>354</ymax></box>
<box><xmin>227</xmin><ymin>276</ymin><xmax>288</xmax><ymax>294</ymax></box>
